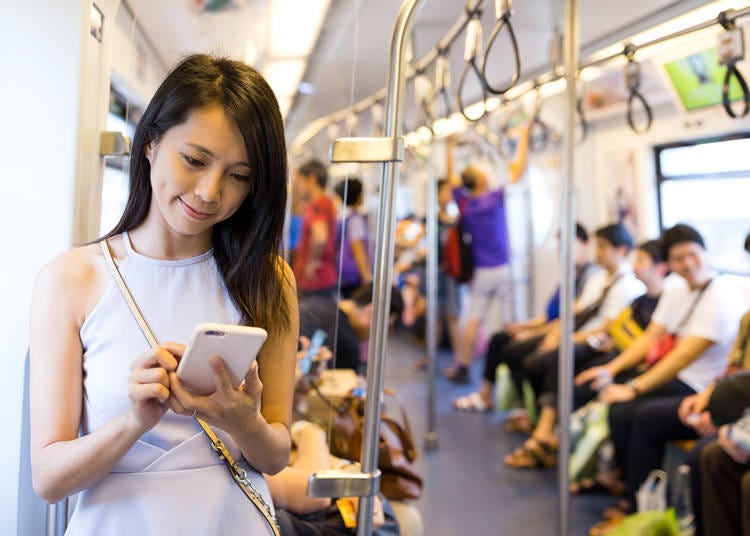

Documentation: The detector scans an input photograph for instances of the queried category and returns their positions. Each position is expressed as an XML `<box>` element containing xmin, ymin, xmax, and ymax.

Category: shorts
<box><xmin>465</xmin><ymin>264</ymin><xmax>512</xmax><ymax>321</ymax></box>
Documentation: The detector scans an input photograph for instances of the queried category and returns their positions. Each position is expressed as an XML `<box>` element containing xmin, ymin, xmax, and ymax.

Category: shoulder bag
<box><xmin>99</xmin><ymin>240</ymin><xmax>281</xmax><ymax>536</ymax></box>
<box><xmin>645</xmin><ymin>280</ymin><xmax>712</xmax><ymax>367</ymax></box>
<box><xmin>310</xmin><ymin>382</ymin><xmax>423</xmax><ymax>501</ymax></box>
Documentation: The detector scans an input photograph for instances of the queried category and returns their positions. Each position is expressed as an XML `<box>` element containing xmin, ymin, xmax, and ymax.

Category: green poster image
<box><xmin>664</xmin><ymin>47</ymin><xmax>745</xmax><ymax>111</ymax></box>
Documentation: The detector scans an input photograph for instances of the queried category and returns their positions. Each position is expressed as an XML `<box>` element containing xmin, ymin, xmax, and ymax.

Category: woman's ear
<box><xmin>145</xmin><ymin>140</ymin><xmax>155</xmax><ymax>164</ymax></box>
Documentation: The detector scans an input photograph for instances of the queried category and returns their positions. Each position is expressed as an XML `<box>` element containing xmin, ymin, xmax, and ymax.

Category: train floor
<box><xmin>382</xmin><ymin>331</ymin><xmax>612</xmax><ymax>536</ymax></box>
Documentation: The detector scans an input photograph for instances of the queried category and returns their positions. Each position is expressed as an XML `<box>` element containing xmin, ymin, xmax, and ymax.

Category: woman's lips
<box><xmin>179</xmin><ymin>198</ymin><xmax>214</xmax><ymax>221</ymax></box>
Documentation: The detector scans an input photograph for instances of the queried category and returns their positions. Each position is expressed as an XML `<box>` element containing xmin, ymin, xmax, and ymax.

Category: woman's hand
<box><xmin>718</xmin><ymin>424</ymin><xmax>750</xmax><ymax>464</ymax></box>
<box><xmin>127</xmin><ymin>342</ymin><xmax>181</xmax><ymax>433</ymax></box>
<box><xmin>598</xmin><ymin>383</ymin><xmax>636</xmax><ymax>404</ymax></box>
<box><xmin>678</xmin><ymin>391</ymin><xmax>708</xmax><ymax>425</ymax></box>
<box><xmin>169</xmin><ymin>356</ymin><xmax>264</xmax><ymax>436</ymax></box>
<box><xmin>538</xmin><ymin>331</ymin><xmax>559</xmax><ymax>353</ymax></box>
<box><xmin>575</xmin><ymin>364</ymin><xmax>612</xmax><ymax>389</ymax></box>
<box><xmin>692</xmin><ymin>412</ymin><xmax>717</xmax><ymax>438</ymax></box>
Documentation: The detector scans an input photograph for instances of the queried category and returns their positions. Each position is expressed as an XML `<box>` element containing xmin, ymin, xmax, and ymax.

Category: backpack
<box><xmin>443</xmin><ymin>197</ymin><xmax>473</xmax><ymax>283</ymax></box>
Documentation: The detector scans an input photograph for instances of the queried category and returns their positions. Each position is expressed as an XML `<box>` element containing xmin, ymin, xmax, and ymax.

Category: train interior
<box><xmin>3</xmin><ymin>0</ymin><xmax>750</xmax><ymax>534</ymax></box>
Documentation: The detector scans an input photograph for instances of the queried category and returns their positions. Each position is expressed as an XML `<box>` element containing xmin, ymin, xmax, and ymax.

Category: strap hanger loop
<box><xmin>457</xmin><ymin>5</ymin><xmax>488</xmax><ymax>121</ymax></box>
<box><xmin>529</xmin><ymin>84</ymin><xmax>550</xmax><ymax>152</ymax></box>
<box><xmin>623</xmin><ymin>45</ymin><xmax>653</xmax><ymax>134</ymax></box>
<box><xmin>717</xmin><ymin>10</ymin><xmax>750</xmax><ymax>119</ymax></box>
<box><xmin>480</xmin><ymin>0</ymin><xmax>521</xmax><ymax>95</ymax></box>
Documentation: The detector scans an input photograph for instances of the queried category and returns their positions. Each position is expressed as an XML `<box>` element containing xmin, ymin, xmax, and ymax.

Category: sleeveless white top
<box><xmin>67</xmin><ymin>232</ymin><xmax>275</xmax><ymax>535</ymax></box>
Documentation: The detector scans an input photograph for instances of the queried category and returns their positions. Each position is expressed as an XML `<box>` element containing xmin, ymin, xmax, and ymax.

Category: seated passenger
<box><xmin>271</xmin><ymin>340</ymin><xmax>422</xmax><ymax>536</ymax></box>
<box><xmin>452</xmin><ymin>222</ymin><xmax>599</xmax><ymax>412</ymax></box>
<box><xmin>503</xmin><ymin>236</ymin><xmax>658</xmax><ymax>469</ymax></box>
<box><xmin>701</xmin><ymin>369</ymin><xmax>750</xmax><ymax>536</ymax></box>
<box><xmin>299</xmin><ymin>284</ymin><xmax>403</xmax><ymax>373</ymax></box>
<box><xmin>578</xmin><ymin>224</ymin><xmax>746</xmax><ymax>522</ymax></box>
<box><xmin>266</xmin><ymin>420</ymin><xmax>405</xmax><ymax>536</ymax></box>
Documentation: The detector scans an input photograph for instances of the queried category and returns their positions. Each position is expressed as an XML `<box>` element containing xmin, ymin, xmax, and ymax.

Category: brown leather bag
<box><xmin>328</xmin><ymin>389</ymin><xmax>423</xmax><ymax>501</ymax></box>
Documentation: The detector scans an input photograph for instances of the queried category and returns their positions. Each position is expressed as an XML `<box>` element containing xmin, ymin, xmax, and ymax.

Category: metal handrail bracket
<box><xmin>307</xmin><ymin>468</ymin><xmax>382</xmax><ymax>499</ymax></box>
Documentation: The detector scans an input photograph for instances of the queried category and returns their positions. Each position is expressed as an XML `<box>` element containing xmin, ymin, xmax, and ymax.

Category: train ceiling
<box><xmin>128</xmin><ymin>0</ymin><xmax>727</xmax><ymax>141</ymax></box>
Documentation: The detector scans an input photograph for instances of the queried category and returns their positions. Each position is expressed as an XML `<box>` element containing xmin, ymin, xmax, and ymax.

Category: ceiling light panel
<box><xmin>268</xmin><ymin>0</ymin><xmax>331</xmax><ymax>59</ymax></box>
<box><xmin>264</xmin><ymin>59</ymin><xmax>307</xmax><ymax>97</ymax></box>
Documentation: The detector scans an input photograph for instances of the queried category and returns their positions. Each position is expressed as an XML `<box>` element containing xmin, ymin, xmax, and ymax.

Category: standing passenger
<box><xmin>443</xmin><ymin>125</ymin><xmax>531</xmax><ymax>384</ymax></box>
<box><xmin>29</xmin><ymin>55</ymin><xmax>298</xmax><ymax>534</ymax></box>
<box><xmin>334</xmin><ymin>177</ymin><xmax>372</xmax><ymax>298</ymax></box>
<box><xmin>292</xmin><ymin>159</ymin><xmax>338</xmax><ymax>297</ymax></box>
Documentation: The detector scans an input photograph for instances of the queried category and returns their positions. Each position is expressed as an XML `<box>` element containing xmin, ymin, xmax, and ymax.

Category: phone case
<box><xmin>176</xmin><ymin>323</ymin><xmax>268</xmax><ymax>396</ymax></box>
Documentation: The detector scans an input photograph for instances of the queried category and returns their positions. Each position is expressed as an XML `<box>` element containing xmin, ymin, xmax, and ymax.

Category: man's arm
<box><xmin>308</xmin><ymin>220</ymin><xmax>329</xmax><ymax>262</ymax></box>
<box><xmin>632</xmin><ymin>335</ymin><xmax>715</xmax><ymax>393</ymax></box>
<box><xmin>445</xmin><ymin>137</ymin><xmax>462</xmax><ymax>188</ymax></box>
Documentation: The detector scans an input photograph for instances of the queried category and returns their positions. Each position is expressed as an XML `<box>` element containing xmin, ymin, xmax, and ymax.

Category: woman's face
<box><xmin>145</xmin><ymin>105</ymin><xmax>252</xmax><ymax>239</ymax></box>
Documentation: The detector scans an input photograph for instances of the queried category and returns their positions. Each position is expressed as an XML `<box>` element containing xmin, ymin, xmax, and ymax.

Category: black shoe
<box><xmin>447</xmin><ymin>365</ymin><xmax>470</xmax><ymax>384</ymax></box>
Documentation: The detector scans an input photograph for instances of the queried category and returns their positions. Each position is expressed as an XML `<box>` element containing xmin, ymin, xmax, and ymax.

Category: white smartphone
<box><xmin>176</xmin><ymin>322</ymin><xmax>268</xmax><ymax>396</ymax></box>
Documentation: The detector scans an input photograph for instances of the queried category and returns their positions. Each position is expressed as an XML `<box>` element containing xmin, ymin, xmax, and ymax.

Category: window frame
<box><xmin>653</xmin><ymin>131</ymin><xmax>750</xmax><ymax>275</ymax></box>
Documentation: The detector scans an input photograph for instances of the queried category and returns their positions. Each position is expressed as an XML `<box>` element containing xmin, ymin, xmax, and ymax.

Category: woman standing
<box><xmin>29</xmin><ymin>55</ymin><xmax>298</xmax><ymax>534</ymax></box>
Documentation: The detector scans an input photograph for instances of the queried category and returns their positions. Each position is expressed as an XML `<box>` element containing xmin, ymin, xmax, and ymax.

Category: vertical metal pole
<box><xmin>424</xmin><ymin>149</ymin><xmax>439</xmax><ymax>450</ymax></box>
<box><xmin>557</xmin><ymin>0</ymin><xmax>579</xmax><ymax>535</ymax></box>
<box><xmin>357</xmin><ymin>1</ymin><xmax>426</xmax><ymax>534</ymax></box>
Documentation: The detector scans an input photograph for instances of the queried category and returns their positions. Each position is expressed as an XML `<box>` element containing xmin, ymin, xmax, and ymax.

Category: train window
<box><xmin>99</xmin><ymin>90</ymin><xmax>139</xmax><ymax>235</ymax></box>
<box><xmin>655</xmin><ymin>133</ymin><xmax>750</xmax><ymax>276</ymax></box>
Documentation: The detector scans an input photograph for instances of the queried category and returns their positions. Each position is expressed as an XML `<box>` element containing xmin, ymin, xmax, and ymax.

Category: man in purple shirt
<box><xmin>444</xmin><ymin>125</ymin><xmax>530</xmax><ymax>383</ymax></box>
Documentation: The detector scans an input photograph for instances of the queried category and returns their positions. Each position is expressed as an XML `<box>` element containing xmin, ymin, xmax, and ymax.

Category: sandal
<box><xmin>503</xmin><ymin>438</ymin><xmax>557</xmax><ymax>469</ymax></box>
<box><xmin>570</xmin><ymin>478</ymin><xmax>610</xmax><ymax>495</ymax></box>
<box><xmin>588</xmin><ymin>517</ymin><xmax>624</xmax><ymax>536</ymax></box>
<box><xmin>412</xmin><ymin>356</ymin><xmax>429</xmax><ymax>371</ymax></box>
<box><xmin>603</xmin><ymin>500</ymin><xmax>631</xmax><ymax>520</ymax></box>
<box><xmin>453</xmin><ymin>392</ymin><xmax>491</xmax><ymax>412</ymax></box>
<box><xmin>503</xmin><ymin>413</ymin><xmax>533</xmax><ymax>434</ymax></box>
<box><xmin>587</xmin><ymin>502</ymin><xmax>630</xmax><ymax>536</ymax></box>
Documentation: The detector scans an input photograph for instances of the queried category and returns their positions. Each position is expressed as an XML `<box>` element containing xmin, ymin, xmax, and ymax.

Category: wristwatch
<box><xmin>625</xmin><ymin>378</ymin><xmax>641</xmax><ymax>396</ymax></box>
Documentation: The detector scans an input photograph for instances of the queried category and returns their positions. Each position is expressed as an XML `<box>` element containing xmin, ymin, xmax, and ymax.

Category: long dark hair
<box><xmin>103</xmin><ymin>54</ymin><xmax>291</xmax><ymax>335</ymax></box>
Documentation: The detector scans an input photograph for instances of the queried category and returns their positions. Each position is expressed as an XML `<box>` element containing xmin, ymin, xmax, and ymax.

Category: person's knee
<box><xmin>630</xmin><ymin>403</ymin><xmax>662</xmax><ymax>440</ymax></box>
<box><xmin>741</xmin><ymin>471</ymin><xmax>750</xmax><ymax>501</ymax></box>
<box><xmin>522</xmin><ymin>351</ymin><xmax>548</xmax><ymax>377</ymax></box>
<box><xmin>389</xmin><ymin>500</ymin><xmax>424</xmax><ymax>536</ymax></box>
<box><xmin>701</xmin><ymin>441</ymin><xmax>725</xmax><ymax>476</ymax></box>
<box><xmin>608</xmin><ymin>401</ymin><xmax>632</xmax><ymax>430</ymax></box>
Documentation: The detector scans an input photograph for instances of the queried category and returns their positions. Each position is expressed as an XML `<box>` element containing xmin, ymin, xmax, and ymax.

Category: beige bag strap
<box><xmin>99</xmin><ymin>240</ymin><xmax>280</xmax><ymax>536</ymax></box>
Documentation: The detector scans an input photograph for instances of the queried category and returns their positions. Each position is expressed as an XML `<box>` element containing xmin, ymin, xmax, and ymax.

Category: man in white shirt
<box><xmin>577</xmin><ymin>224</ymin><xmax>747</xmax><ymax>520</ymax></box>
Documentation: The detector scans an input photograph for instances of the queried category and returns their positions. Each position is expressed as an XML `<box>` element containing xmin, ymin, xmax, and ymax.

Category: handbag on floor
<box><xmin>568</xmin><ymin>401</ymin><xmax>610</xmax><ymax>484</ymax></box>
<box><xmin>495</xmin><ymin>364</ymin><xmax>521</xmax><ymax>412</ymax></box>
<box><xmin>312</xmin><ymin>384</ymin><xmax>423</xmax><ymax>501</ymax></box>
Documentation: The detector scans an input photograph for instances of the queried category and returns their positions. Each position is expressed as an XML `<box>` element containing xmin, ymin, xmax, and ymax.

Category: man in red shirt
<box><xmin>292</xmin><ymin>159</ymin><xmax>337</xmax><ymax>295</ymax></box>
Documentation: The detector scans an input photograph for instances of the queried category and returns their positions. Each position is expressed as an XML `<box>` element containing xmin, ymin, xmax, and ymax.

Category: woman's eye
<box><xmin>230</xmin><ymin>172</ymin><xmax>251</xmax><ymax>182</ymax></box>
<box><xmin>182</xmin><ymin>154</ymin><xmax>204</xmax><ymax>167</ymax></box>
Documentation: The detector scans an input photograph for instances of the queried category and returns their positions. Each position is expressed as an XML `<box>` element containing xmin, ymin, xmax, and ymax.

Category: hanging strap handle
<box><xmin>623</xmin><ymin>45</ymin><xmax>653</xmax><ymax>134</ymax></box>
<box><xmin>457</xmin><ymin>3</ymin><xmax>488</xmax><ymax>121</ymax></box>
<box><xmin>480</xmin><ymin>0</ymin><xmax>521</xmax><ymax>95</ymax></box>
<box><xmin>718</xmin><ymin>10</ymin><xmax>750</xmax><ymax>119</ymax></box>
<box><xmin>98</xmin><ymin>240</ymin><xmax>281</xmax><ymax>536</ymax></box>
